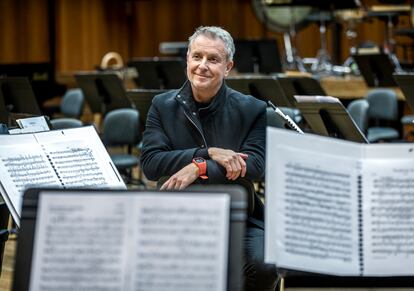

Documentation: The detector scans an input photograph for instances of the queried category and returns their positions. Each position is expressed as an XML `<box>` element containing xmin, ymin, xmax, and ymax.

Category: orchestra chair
<box><xmin>49</xmin><ymin>88</ymin><xmax>85</xmax><ymax>130</ymax></box>
<box><xmin>347</xmin><ymin>99</ymin><xmax>369</xmax><ymax>135</ymax></box>
<box><xmin>102</xmin><ymin>108</ymin><xmax>143</xmax><ymax>186</ymax></box>
<box><xmin>365</xmin><ymin>89</ymin><xmax>400</xmax><ymax>142</ymax></box>
<box><xmin>50</xmin><ymin>118</ymin><xmax>83</xmax><ymax>130</ymax></box>
<box><xmin>59</xmin><ymin>88</ymin><xmax>85</xmax><ymax>119</ymax></box>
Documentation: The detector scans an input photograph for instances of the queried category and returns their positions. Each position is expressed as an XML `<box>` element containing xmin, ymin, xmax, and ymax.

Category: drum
<box><xmin>252</xmin><ymin>0</ymin><xmax>313</xmax><ymax>33</ymax></box>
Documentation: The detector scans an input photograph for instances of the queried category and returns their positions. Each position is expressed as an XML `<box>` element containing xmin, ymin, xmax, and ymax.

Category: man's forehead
<box><xmin>189</xmin><ymin>36</ymin><xmax>227</xmax><ymax>56</ymax></box>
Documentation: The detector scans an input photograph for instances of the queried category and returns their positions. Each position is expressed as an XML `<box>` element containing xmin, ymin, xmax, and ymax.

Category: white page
<box><xmin>29</xmin><ymin>193</ymin><xmax>133</xmax><ymax>291</ymax></box>
<box><xmin>265</xmin><ymin>128</ymin><xmax>361</xmax><ymax>275</ymax></box>
<box><xmin>129</xmin><ymin>192</ymin><xmax>230</xmax><ymax>291</ymax></box>
<box><xmin>29</xmin><ymin>191</ymin><xmax>230</xmax><ymax>291</ymax></box>
<box><xmin>362</xmin><ymin>143</ymin><xmax>414</xmax><ymax>275</ymax></box>
<box><xmin>34</xmin><ymin>126</ymin><xmax>126</xmax><ymax>189</ymax></box>
<box><xmin>0</xmin><ymin>134</ymin><xmax>62</xmax><ymax>226</ymax></box>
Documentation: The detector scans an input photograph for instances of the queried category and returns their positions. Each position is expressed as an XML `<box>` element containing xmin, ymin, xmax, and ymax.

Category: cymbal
<box><xmin>335</xmin><ymin>9</ymin><xmax>366</xmax><ymax>21</ymax></box>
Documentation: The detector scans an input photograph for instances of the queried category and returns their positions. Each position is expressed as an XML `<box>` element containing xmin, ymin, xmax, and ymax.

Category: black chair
<box><xmin>102</xmin><ymin>108</ymin><xmax>143</xmax><ymax>185</ymax></box>
<box><xmin>365</xmin><ymin>89</ymin><xmax>400</xmax><ymax>142</ymax></box>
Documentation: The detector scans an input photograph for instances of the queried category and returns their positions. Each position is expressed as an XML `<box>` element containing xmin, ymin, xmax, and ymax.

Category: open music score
<box><xmin>26</xmin><ymin>190</ymin><xmax>230</xmax><ymax>291</ymax></box>
<box><xmin>266</xmin><ymin>128</ymin><xmax>414</xmax><ymax>276</ymax></box>
<box><xmin>0</xmin><ymin>126</ymin><xmax>126</xmax><ymax>226</ymax></box>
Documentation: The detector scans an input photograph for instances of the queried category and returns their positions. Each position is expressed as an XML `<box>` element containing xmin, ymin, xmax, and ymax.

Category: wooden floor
<box><xmin>0</xmin><ymin>236</ymin><xmax>16</xmax><ymax>291</ymax></box>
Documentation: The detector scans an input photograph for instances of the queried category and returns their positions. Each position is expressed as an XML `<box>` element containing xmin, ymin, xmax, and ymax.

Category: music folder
<box><xmin>12</xmin><ymin>185</ymin><xmax>247</xmax><ymax>291</ymax></box>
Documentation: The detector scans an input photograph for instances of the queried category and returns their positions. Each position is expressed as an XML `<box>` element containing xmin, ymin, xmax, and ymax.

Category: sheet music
<box><xmin>266</xmin><ymin>129</ymin><xmax>414</xmax><ymax>276</ymax></box>
<box><xmin>0</xmin><ymin>134</ymin><xmax>62</xmax><ymax>225</ymax></box>
<box><xmin>265</xmin><ymin>128</ymin><xmax>361</xmax><ymax>275</ymax></box>
<box><xmin>130</xmin><ymin>193</ymin><xmax>230</xmax><ymax>291</ymax></box>
<box><xmin>362</xmin><ymin>144</ymin><xmax>414</xmax><ymax>275</ymax></box>
<box><xmin>0</xmin><ymin>126</ymin><xmax>126</xmax><ymax>226</ymax></box>
<box><xmin>29</xmin><ymin>193</ymin><xmax>132</xmax><ymax>291</ymax></box>
<box><xmin>29</xmin><ymin>191</ymin><xmax>230</xmax><ymax>291</ymax></box>
<box><xmin>34</xmin><ymin>127</ymin><xmax>125</xmax><ymax>189</ymax></box>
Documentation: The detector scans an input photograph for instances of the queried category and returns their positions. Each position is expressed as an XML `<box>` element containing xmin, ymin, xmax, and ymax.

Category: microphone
<box><xmin>267</xmin><ymin>101</ymin><xmax>304</xmax><ymax>134</ymax></box>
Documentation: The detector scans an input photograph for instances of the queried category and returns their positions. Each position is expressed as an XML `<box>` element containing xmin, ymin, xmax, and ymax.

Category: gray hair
<box><xmin>188</xmin><ymin>26</ymin><xmax>235</xmax><ymax>61</ymax></box>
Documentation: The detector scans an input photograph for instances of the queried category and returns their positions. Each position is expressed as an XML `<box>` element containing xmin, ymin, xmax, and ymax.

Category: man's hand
<box><xmin>208</xmin><ymin>147</ymin><xmax>248</xmax><ymax>180</ymax></box>
<box><xmin>160</xmin><ymin>163</ymin><xmax>199</xmax><ymax>190</ymax></box>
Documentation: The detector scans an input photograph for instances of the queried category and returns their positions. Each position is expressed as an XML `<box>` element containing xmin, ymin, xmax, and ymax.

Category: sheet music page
<box><xmin>362</xmin><ymin>143</ymin><xmax>414</xmax><ymax>275</ymax></box>
<box><xmin>265</xmin><ymin>128</ymin><xmax>361</xmax><ymax>275</ymax></box>
<box><xmin>129</xmin><ymin>192</ymin><xmax>230</xmax><ymax>291</ymax></box>
<box><xmin>0</xmin><ymin>134</ymin><xmax>62</xmax><ymax>226</ymax></box>
<box><xmin>29</xmin><ymin>191</ymin><xmax>230</xmax><ymax>291</ymax></box>
<box><xmin>29</xmin><ymin>193</ymin><xmax>133</xmax><ymax>291</ymax></box>
<box><xmin>34</xmin><ymin>126</ymin><xmax>126</xmax><ymax>189</ymax></box>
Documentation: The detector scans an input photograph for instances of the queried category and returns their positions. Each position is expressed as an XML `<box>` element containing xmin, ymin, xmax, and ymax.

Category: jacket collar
<box><xmin>175</xmin><ymin>80</ymin><xmax>227</xmax><ymax>116</ymax></box>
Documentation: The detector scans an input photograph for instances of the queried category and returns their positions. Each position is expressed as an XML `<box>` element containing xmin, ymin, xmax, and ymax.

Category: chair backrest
<box><xmin>347</xmin><ymin>99</ymin><xmax>369</xmax><ymax>134</ymax></box>
<box><xmin>50</xmin><ymin>118</ymin><xmax>83</xmax><ymax>130</ymax></box>
<box><xmin>60</xmin><ymin>88</ymin><xmax>84</xmax><ymax>118</ymax></box>
<box><xmin>365</xmin><ymin>89</ymin><xmax>398</xmax><ymax>121</ymax></box>
<box><xmin>103</xmin><ymin>108</ymin><xmax>140</xmax><ymax>146</ymax></box>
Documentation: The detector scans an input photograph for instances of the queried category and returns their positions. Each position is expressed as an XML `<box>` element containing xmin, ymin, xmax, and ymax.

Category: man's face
<box><xmin>186</xmin><ymin>35</ymin><xmax>233</xmax><ymax>102</ymax></box>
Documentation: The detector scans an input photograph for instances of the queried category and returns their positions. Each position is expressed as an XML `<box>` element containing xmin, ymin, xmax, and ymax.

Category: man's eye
<box><xmin>193</xmin><ymin>55</ymin><xmax>200</xmax><ymax>59</ymax></box>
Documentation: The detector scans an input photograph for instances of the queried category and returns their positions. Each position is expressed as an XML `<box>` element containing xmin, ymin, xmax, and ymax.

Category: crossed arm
<box><xmin>160</xmin><ymin>147</ymin><xmax>249</xmax><ymax>190</ymax></box>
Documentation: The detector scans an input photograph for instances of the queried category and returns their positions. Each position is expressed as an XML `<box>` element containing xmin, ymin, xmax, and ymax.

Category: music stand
<box><xmin>0</xmin><ymin>77</ymin><xmax>42</xmax><ymax>123</ymax></box>
<box><xmin>74</xmin><ymin>72</ymin><xmax>133</xmax><ymax>115</ymax></box>
<box><xmin>276</xmin><ymin>76</ymin><xmax>326</xmax><ymax>101</ymax></box>
<box><xmin>393</xmin><ymin>73</ymin><xmax>414</xmax><ymax>112</ymax></box>
<box><xmin>13</xmin><ymin>185</ymin><xmax>247</xmax><ymax>291</ymax></box>
<box><xmin>127</xmin><ymin>57</ymin><xmax>186</xmax><ymax>89</ymax></box>
<box><xmin>234</xmin><ymin>39</ymin><xmax>283</xmax><ymax>74</ymax></box>
<box><xmin>226</xmin><ymin>76</ymin><xmax>294</xmax><ymax>107</ymax></box>
<box><xmin>294</xmin><ymin>95</ymin><xmax>368</xmax><ymax>143</ymax></box>
<box><xmin>126</xmin><ymin>89</ymin><xmax>167</xmax><ymax>130</ymax></box>
<box><xmin>0</xmin><ymin>62</ymin><xmax>66</xmax><ymax>106</ymax></box>
<box><xmin>352</xmin><ymin>53</ymin><xmax>397</xmax><ymax>87</ymax></box>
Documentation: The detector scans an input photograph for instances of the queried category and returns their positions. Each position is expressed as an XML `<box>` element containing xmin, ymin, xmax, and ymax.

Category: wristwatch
<box><xmin>192</xmin><ymin>157</ymin><xmax>208</xmax><ymax>179</ymax></box>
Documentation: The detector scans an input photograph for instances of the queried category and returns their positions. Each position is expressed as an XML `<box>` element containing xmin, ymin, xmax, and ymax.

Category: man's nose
<box><xmin>199</xmin><ymin>57</ymin><xmax>208</xmax><ymax>69</ymax></box>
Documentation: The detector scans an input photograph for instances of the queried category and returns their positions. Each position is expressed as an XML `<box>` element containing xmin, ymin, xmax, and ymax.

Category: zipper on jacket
<box><xmin>183</xmin><ymin>110</ymin><xmax>208</xmax><ymax>148</ymax></box>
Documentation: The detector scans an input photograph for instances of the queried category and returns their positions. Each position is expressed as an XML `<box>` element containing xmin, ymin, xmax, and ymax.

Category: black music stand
<box><xmin>13</xmin><ymin>185</ymin><xmax>247</xmax><ymax>291</ymax></box>
<box><xmin>226</xmin><ymin>76</ymin><xmax>294</xmax><ymax>107</ymax></box>
<box><xmin>294</xmin><ymin>95</ymin><xmax>368</xmax><ymax>143</ymax></box>
<box><xmin>276</xmin><ymin>76</ymin><xmax>326</xmax><ymax>101</ymax></box>
<box><xmin>74</xmin><ymin>72</ymin><xmax>133</xmax><ymax>115</ymax></box>
<box><xmin>0</xmin><ymin>62</ymin><xmax>66</xmax><ymax>107</ymax></box>
<box><xmin>393</xmin><ymin>73</ymin><xmax>414</xmax><ymax>112</ymax></box>
<box><xmin>353</xmin><ymin>53</ymin><xmax>397</xmax><ymax>87</ymax></box>
<box><xmin>0</xmin><ymin>77</ymin><xmax>42</xmax><ymax>124</ymax></box>
<box><xmin>127</xmin><ymin>57</ymin><xmax>186</xmax><ymax>89</ymax></box>
<box><xmin>126</xmin><ymin>89</ymin><xmax>167</xmax><ymax>130</ymax></box>
<box><xmin>234</xmin><ymin>39</ymin><xmax>283</xmax><ymax>74</ymax></box>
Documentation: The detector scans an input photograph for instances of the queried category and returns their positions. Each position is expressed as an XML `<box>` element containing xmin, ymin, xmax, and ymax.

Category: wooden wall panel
<box><xmin>0</xmin><ymin>0</ymin><xmax>49</xmax><ymax>63</ymax></box>
<box><xmin>0</xmin><ymin>0</ymin><xmax>412</xmax><ymax>74</ymax></box>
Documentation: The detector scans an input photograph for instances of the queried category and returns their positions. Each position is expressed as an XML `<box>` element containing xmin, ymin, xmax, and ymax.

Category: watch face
<box><xmin>194</xmin><ymin>157</ymin><xmax>205</xmax><ymax>163</ymax></box>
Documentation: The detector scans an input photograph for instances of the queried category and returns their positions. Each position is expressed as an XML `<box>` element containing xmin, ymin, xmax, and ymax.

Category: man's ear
<box><xmin>225</xmin><ymin>61</ymin><xmax>234</xmax><ymax>77</ymax></box>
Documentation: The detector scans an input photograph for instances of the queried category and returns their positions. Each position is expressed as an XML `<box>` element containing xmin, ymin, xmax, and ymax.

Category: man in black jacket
<box><xmin>140</xmin><ymin>26</ymin><xmax>277</xmax><ymax>291</ymax></box>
